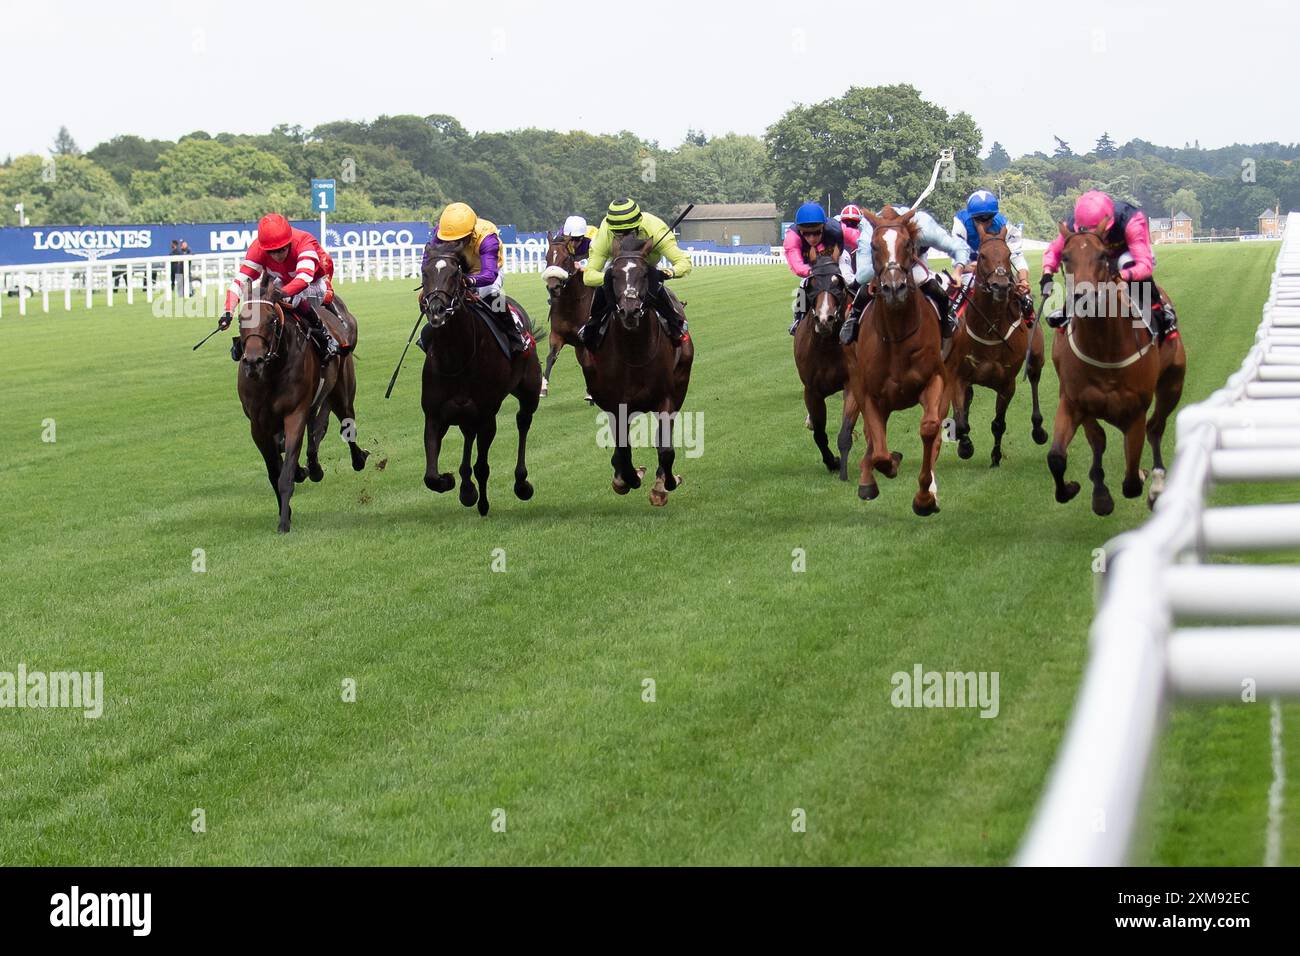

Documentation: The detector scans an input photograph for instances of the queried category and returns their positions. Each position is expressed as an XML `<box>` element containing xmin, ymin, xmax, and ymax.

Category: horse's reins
<box><xmin>1060</xmin><ymin>232</ymin><xmax>1156</xmax><ymax>370</ymax></box>
<box><xmin>241</xmin><ymin>298</ymin><xmax>285</xmax><ymax>360</ymax></box>
<box><xmin>608</xmin><ymin>253</ymin><xmax>664</xmax><ymax>368</ymax></box>
<box><xmin>964</xmin><ymin>236</ymin><xmax>1022</xmax><ymax>349</ymax></box>
<box><xmin>419</xmin><ymin>256</ymin><xmax>478</xmax><ymax>378</ymax></box>
<box><xmin>873</xmin><ymin>252</ymin><xmax>921</xmax><ymax>343</ymax></box>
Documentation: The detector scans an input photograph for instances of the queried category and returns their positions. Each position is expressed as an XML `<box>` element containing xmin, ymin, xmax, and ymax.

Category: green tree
<box><xmin>0</xmin><ymin>154</ymin><xmax>129</xmax><ymax>224</ymax></box>
<box><xmin>86</xmin><ymin>135</ymin><xmax>170</xmax><ymax>188</ymax></box>
<box><xmin>52</xmin><ymin>126</ymin><xmax>81</xmax><ymax>156</ymax></box>
<box><xmin>1094</xmin><ymin>132</ymin><xmax>1117</xmax><ymax>158</ymax></box>
<box><xmin>984</xmin><ymin>141</ymin><xmax>1011</xmax><ymax>172</ymax></box>
<box><xmin>1052</xmin><ymin>136</ymin><xmax>1073</xmax><ymax>158</ymax></box>
<box><xmin>764</xmin><ymin>84</ymin><xmax>982</xmax><ymax>219</ymax></box>
<box><xmin>1167</xmin><ymin>187</ymin><xmax>1203</xmax><ymax>228</ymax></box>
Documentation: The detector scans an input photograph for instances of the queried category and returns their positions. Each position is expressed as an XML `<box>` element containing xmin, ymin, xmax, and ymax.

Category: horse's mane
<box><xmin>875</xmin><ymin>206</ymin><xmax>922</xmax><ymax>244</ymax></box>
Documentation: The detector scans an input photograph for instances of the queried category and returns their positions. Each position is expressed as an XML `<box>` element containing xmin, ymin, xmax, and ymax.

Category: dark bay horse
<box><xmin>793</xmin><ymin>254</ymin><xmax>856</xmax><ymax>473</ymax></box>
<box><xmin>540</xmin><ymin>231</ymin><xmax>594</xmax><ymax>400</ymax></box>
<box><xmin>236</xmin><ymin>275</ymin><xmax>368</xmax><ymax>533</ymax></box>
<box><xmin>945</xmin><ymin>222</ymin><xmax>1048</xmax><ymax>467</ymax></box>
<box><xmin>578</xmin><ymin>235</ymin><xmax>694</xmax><ymax>506</ymax></box>
<box><xmin>838</xmin><ymin>206</ymin><xmax>947</xmax><ymax>515</ymax></box>
<box><xmin>1047</xmin><ymin>224</ymin><xmax>1187</xmax><ymax>514</ymax></box>
<box><xmin>418</xmin><ymin>244</ymin><xmax>542</xmax><ymax>516</ymax></box>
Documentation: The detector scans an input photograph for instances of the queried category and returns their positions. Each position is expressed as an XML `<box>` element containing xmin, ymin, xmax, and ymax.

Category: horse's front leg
<box><xmin>1047</xmin><ymin>397</ymin><xmax>1082</xmax><ymax>504</ymax></box>
<box><xmin>306</xmin><ymin>402</ymin><xmax>329</xmax><ymax>482</ymax></box>
<box><xmin>836</xmin><ymin>389</ymin><xmax>859</xmax><ymax>483</ymax></box>
<box><xmin>805</xmin><ymin>385</ymin><xmax>839</xmax><ymax>473</ymax></box>
<box><xmin>1121</xmin><ymin>414</ymin><xmax>1147</xmax><ymax>499</ymax></box>
<box><xmin>1027</xmin><ymin>323</ymin><xmax>1048</xmax><ymax>444</ymax></box>
<box><xmin>913</xmin><ymin>374</ymin><xmax>945</xmax><ymax>517</ymax></box>
<box><xmin>423</xmin><ymin>412</ymin><xmax>454</xmax><ymax>493</ymax></box>
<box><xmin>277</xmin><ymin>407</ymin><xmax>309</xmax><ymax>533</ymax></box>
<box><xmin>1083</xmin><ymin>418</ymin><xmax>1113</xmax><ymax>515</ymax></box>
<box><xmin>513</xmin><ymin>380</ymin><xmax>538</xmax><ymax>501</ymax></box>
<box><xmin>649</xmin><ymin>406</ymin><xmax>683</xmax><ymax>507</ymax></box>
<box><xmin>473</xmin><ymin>414</ymin><xmax>496</xmax><ymax>516</ymax></box>
<box><xmin>541</xmin><ymin>329</ymin><xmax>562</xmax><ymax>397</ymax></box>
<box><xmin>458</xmin><ymin>424</ymin><xmax>479</xmax><ymax>509</ymax></box>
<box><xmin>252</xmin><ymin>422</ymin><xmax>282</xmax><ymax>505</ymax></box>
<box><xmin>990</xmin><ymin>381</ymin><xmax>1015</xmax><ymax>469</ymax></box>
<box><xmin>857</xmin><ymin>396</ymin><xmax>892</xmax><ymax>501</ymax></box>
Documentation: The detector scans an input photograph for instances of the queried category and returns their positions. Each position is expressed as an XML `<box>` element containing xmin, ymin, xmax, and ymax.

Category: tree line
<box><xmin>2</xmin><ymin>86</ymin><xmax>1296</xmax><ymax>239</ymax></box>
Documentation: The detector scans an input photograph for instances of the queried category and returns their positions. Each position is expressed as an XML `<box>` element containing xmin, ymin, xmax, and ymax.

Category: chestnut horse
<box><xmin>578</xmin><ymin>234</ymin><xmax>694</xmax><ymax>506</ymax></box>
<box><xmin>1046</xmin><ymin>225</ymin><xmax>1187</xmax><ymax>514</ymax></box>
<box><xmin>839</xmin><ymin>206</ymin><xmax>948</xmax><ymax>515</ymax></box>
<box><xmin>793</xmin><ymin>254</ymin><xmax>856</xmax><ymax>473</ymax></box>
<box><xmin>236</xmin><ymin>275</ymin><xmax>369</xmax><ymax>533</ymax></box>
<box><xmin>418</xmin><ymin>245</ymin><xmax>542</xmax><ymax>516</ymax></box>
<box><xmin>540</xmin><ymin>231</ymin><xmax>595</xmax><ymax>400</ymax></box>
<box><xmin>945</xmin><ymin>222</ymin><xmax>1048</xmax><ymax>467</ymax></box>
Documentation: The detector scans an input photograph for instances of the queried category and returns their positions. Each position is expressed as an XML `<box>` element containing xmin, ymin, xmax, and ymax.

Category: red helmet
<box><xmin>257</xmin><ymin>214</ymin><xmax>293</xmax><ymax>250</ymax></box>
<box><xmin>839</xmin><ymin>204</ymin><xmax>864</xmax><ymax>224</ymax></box>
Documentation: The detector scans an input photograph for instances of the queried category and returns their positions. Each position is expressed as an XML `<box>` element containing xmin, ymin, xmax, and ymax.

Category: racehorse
<box><xmin>577</xmin><ymin>234</ymin><xmax>694</xmax><ymax>506</ymax></box>
<box><xmin>540</xmin><ymin>231</ymin><xmax>594</xmax><ymax>401</ymax></box>
<box><xmin>1046</xmin><ymin>223</ymin><xmax>1187</xmax><ymax>514</ymax></box>
<box><xmin>418</xmin><ymin>244</ymin><xmax>542</xmax><ymax>516</ymax></box>
<box><xmin>793</xmin><ymin>254</ymin><xmax>856</xmax><ymax>473</ymax></box>
<box><xmin>945</xmin><ymin>222</ymin><xmax>1048</xmax><ymax>467</ymax></box>
<box><xmin>235</xmin><ymin>274</ymin><xmax>368</xmax><ymax>533</ymax></box>
<box><xmin>838</xmin><ymin>206</ymin><xmax>947</xmax><ymax>515</ymax></box>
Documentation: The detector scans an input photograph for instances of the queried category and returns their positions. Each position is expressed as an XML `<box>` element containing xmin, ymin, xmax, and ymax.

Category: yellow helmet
<box><xmin>437</xmin><ymin>202</ymin><xmax>478</xmax><ymax>241</ymax></box>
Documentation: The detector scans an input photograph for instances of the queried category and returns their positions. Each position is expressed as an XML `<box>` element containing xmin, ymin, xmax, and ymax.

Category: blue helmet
<box><xmin>966</xmin><ymin>190</ymin><xmax>999</xmax><ymax>217</ymax></box>
<box><xmin>794</xmin><ymin>201</ymin><xmax>827</xmax><ymax>225</ymax></box>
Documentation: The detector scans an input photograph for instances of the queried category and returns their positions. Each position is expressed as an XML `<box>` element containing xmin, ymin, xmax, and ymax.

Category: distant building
<box><xmin>1151</xmin><ymin>211</ymin><xmax>1194</xmax><ymax>244</ymax></box>
<box><xmin>1259</xmin><ymin>206</ymin><xmax>1285</xmax><ymax>238</ymax></box>
<box><xmin>676</xmin><ymin>203</ymin><xmax>780</xmax><ymax>247</ymax></box>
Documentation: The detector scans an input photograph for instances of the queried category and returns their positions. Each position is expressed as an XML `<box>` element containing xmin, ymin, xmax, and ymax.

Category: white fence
<box><xmin>0</xmin><ymin>242</ymin><xmax>783</xmax><ymax>317</ymax></box>
<box><xmin>1017</xmin><ymin>211</ymin><xmax>1300</xmax><ymax>866</ymax></box>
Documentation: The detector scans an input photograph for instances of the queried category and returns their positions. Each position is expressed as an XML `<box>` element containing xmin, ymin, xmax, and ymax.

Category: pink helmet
<box><xmin>839</xmin><ymin>203</ymin><xmax>864</xmax><ymax>224</ymax></box>
<box><xmin>1073</xmin><ymin>190</ymin><xmax>1115</xmax><ymax>232</ymax></box>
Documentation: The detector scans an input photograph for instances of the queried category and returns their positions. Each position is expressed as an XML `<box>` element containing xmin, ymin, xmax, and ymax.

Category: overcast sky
<box><xmin>2</xmin><ymin>0</ymin><xmax>1295</xmax><ymax>159</ymax></box>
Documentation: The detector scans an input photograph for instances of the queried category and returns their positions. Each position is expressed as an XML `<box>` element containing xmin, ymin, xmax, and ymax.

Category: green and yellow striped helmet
<box><xmin>606</xmin><ymin>198</ymin><xmax>642</xmax><ymax>233</ymax></box>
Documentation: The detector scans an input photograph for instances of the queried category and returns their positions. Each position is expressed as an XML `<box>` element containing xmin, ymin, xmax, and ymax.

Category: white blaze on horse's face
<box><xmin>434</xmin><ymin>260</ymin><xmax>447</xmax><ymax>271</ymax></box>
<box><xmin>880</xmin><ymin>228</ymin><xmax>900</xmax><ymax>270</ymax></box>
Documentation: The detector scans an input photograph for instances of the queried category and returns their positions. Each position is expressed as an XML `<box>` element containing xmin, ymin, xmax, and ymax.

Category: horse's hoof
<box><xmin>989</xmin><ymin>453</ymin><xmax>1002</xmax><ymax>469</ymax></box>
<box><xmin>804</xmin><ymin>414</ymin><xmax>813</xmax><ymax>431</ymax></box>
<box><xmin>912</xmin><ymin>497</ymin><xmax>940</xmax><ymax>517</ymax></box>
<box><xmin>478</xmin><ymin>497</ymin><xmax>490</xmax><ymax>516</ymax></box>
<box><xmin>957</xmin><ymin>438</ymin><xmax>974</xmax><ymax>460</ymax></box>
<box><xmin>825</xmin><ymin>456</ymin><xmax>841</xmax><ymax>473</ymax></box>
<box><xmin>515</xmin><ymin>480</ymin><xmax>534</xmax><ymax>501</ymax></box>
<box><xmin>459</xmin><ymin>483</ymin><xmax>478</xmax><ymax>508</ymax></box>
<box><xmin>649</xmin><ymin>483</ymin><xmax>669</xmax><ymax>507</ymax></box>
<box><xmin>294</xmin><ymin>466</ymin><xmax>307</xmax><ymax>483</ymax></box>
<box><xmin>308</xmin><ymin>462</ymin><xmax>325</xmax><ymax>482</ymax></box>
<box><xmin>1056</xmin><ymin>480</ymin><xmax>1081</xmax><ymax>504</ymax></box>
<box><xmin>584</xmin><ymin>394</ymin><xmax>594</xmax><ymax>405</ymax></box>
<box><xmin>858</xmin><ymin>483</ymin><xmax>879</xmax><ymax>501</ymax></box>
<box><xmin>277</xmin><ymin>522</ymin><xmax>290</xmax><ymax>534</ymax></box>
<box><xmin>351</xmin><ymin>448</ymin><xmax>369</xmax><ymax>471</ymax></box>
<box><xmin>540</xmin><ymin>379</ymin><xmax>549</xmax><ymax>398</ymax></box>
<box><xmin>1032</xmin><ymin>426</ymin><xmax>1049</xmax><ymax>445</ymax></box>
<box><xmin>425</xmin><ymin>472</ymin><xmax>454</xmax><ymax>493</ymax></box>
<box><xmin>612</xmin><ymin>478</ymin><xmax>631</xmax><ymax>495</ymax></box>
<box><xmin>1147</xmin><ymin>468</ymin><xmax>1166</xmax><ymax>510</ymax></box>
<box><xmin>1122</xmin><ymin>476</ymin><xmax>1144</xmax><ymax>499</ymax></box>
<box><xmin>1092</xmin><ymin>492</ymin><xmax>1115</xmax><ymax>516</ymax></box>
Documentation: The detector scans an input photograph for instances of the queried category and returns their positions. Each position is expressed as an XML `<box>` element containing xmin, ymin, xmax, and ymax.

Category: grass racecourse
<box><xmin>2</xmin><ymin>240</ymin><xmax>1298</xmax><ymax>866</ymax></box>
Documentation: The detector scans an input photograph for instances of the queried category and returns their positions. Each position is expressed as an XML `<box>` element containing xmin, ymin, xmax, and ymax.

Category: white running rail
<box><xmin>1017</xmin><ymin>212</ymin><xmax>1299</xmax><ymax>866</ymax></box>
<box><xmin>0</xmin><ymin>242</ymin><xmax>782</xmax><ymax>317</ymax></box>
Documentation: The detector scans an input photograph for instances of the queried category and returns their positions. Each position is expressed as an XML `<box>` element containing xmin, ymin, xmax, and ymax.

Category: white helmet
<box><xmin>562</xmin><ymin>215</ymin><xmax>588</xmax><ymax>238</ymax></box>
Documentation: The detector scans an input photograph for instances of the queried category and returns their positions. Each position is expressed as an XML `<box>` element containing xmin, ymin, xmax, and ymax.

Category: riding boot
<box><xmin>789</xmin><ymin>277</ymin><xmax>809</xmax><ymax>335</ymax></box>
<box><xmin>653</xmin><ymin>284</ymin><xmax>687</xmax><ymax>346</ymax></box>
<box><xmin>302</xmin><ymin>310</ymin><xmax>338</xmax><ymax>363</ymax></box>
<box><xmin>840</xmin><ymin>284</ymin><xmax>873</xmax><ymax>345</ymax></box>
<box><xmin>579</xmin><ymin>282</ymin><xmax>613</xmax><ymax>349</ymax></box>
<box><xmin>418</xmin><ymin>322</ymin><xmax>434</xmax><ymax>354</ymax></box>
<box><xmin>922</xmin><ymin>276</ymin><xmax>957</xmax><ymax>338</ymax></box>
<box><xmin>484</xmin><ymin>292</ymin><xmax>527</xmax><ymax>353</ymax></box>
<box><xmin>230</xmin><ymin>337</ymin><xmax>244</xmax><ymax>361</ymax></box>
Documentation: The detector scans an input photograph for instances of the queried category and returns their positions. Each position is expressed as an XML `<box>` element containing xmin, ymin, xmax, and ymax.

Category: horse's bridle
<box><xmin>807</xmin><ymin>259</ymin><xmax>847</xmax><ymax>334</ymax></box>
<box><xmin>1060</xmin><ymin>230</ymin><xmax>1155</xmax><ymax>368</ymax></box>
<box><xmin>241</xmin><ymin>298</ymin><xmax>286</xmax><ymax>361</ymax></box>
<box><xmin>609</xmin><ymin>252</ymin><xmax>663</xmax><ymax>367</ymax></box>
<box><xmin>545</xmin><ymin>243</ymin><xmax>578</xmax><ymax>303</ymax></box>
<box><xmin>420</xmin><ymin>254</ymin><xmax>467</xmax><ymax>325</ymax></box>
<box><xmin>871</xmin><ymin>232</ymin><xmax>922</xmax><ymax>342</ymax></box>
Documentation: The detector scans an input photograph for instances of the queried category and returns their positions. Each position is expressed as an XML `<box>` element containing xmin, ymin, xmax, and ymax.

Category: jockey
<box><xmin>219</xmin><ymin>213</ymin><xmax>340</xmax><ymax>362</ymax></box>
<box><xmin>952</xmin><ymin>189</ymin><xmax>1031</xmax><ymax>302</ymax></box>
<box><xmin>837</xmin><ymin>203</ymin><xmax>864</xmax><ymax>272</ymax></box>
<box><xmin>1040</xmin><ymin>189</ymin><xmax>1177</xmax><ymax>338</ymax></box>
<box><xmin>579</xmin><ymin>198</ymin><xmax>693</xmax><ymax>348</ymax></box>
<box><xmin>784</xmin><ymin>201</ymin><xmax>855</xmax><ymax>335</ymax></box>
<box><xmin>420</xmin><ymin>201</ymin><xmax>527</xmax><ymax>354</ymax></box>
<box><xmin>559</xmin><ymin>215</ymin><xmax>597</xmax><ymax>263</ymax></box>
<box><xmin>841</xmin><ymin>205</ymin><xmax>972</xmax><ymax>345</ymax></box>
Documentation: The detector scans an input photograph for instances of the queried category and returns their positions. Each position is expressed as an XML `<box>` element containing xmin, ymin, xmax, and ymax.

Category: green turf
<box><xmin>1</xmin><ymin>241</ymin><xmax>1295</xmax><ymax>865</ymax></box>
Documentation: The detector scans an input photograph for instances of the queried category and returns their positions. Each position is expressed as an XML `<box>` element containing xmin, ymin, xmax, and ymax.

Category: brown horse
<box><xmin>945</xmin><ymin>222</ymin><xmax>1048</xmax><ymax>467</ymax></box>
<box><xmin>838</xmin><ymin>206</ymin><xmax>947</xmax><ymax>515</ymax></box>
<box><xmin>577</xmin><ymin>235</ymin><xmax>694</xmax><ymax>506</ymax></box>
<box><xmin>540</xmin><ymin>231</ymin><xmax>595</xmax><ymax>401</ymax></box>
<box><xmin>236</xmin><ymin>275</ymin><xmax>368</xmax><ymax>533</ymax></box>
<box><xmin>1046</xmin><ymin>225</ymin><xmax>1187</xmax><ymax>514</ymax></box>
<box><xmin>418</xmin><ymin>245</ymin><xmax>542</xmax><ymax>516</ymax></box>
<box><xmin>793</xmin><ymin>254</ymin><xmax>856</xmax><ymax>473</ymax></box>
